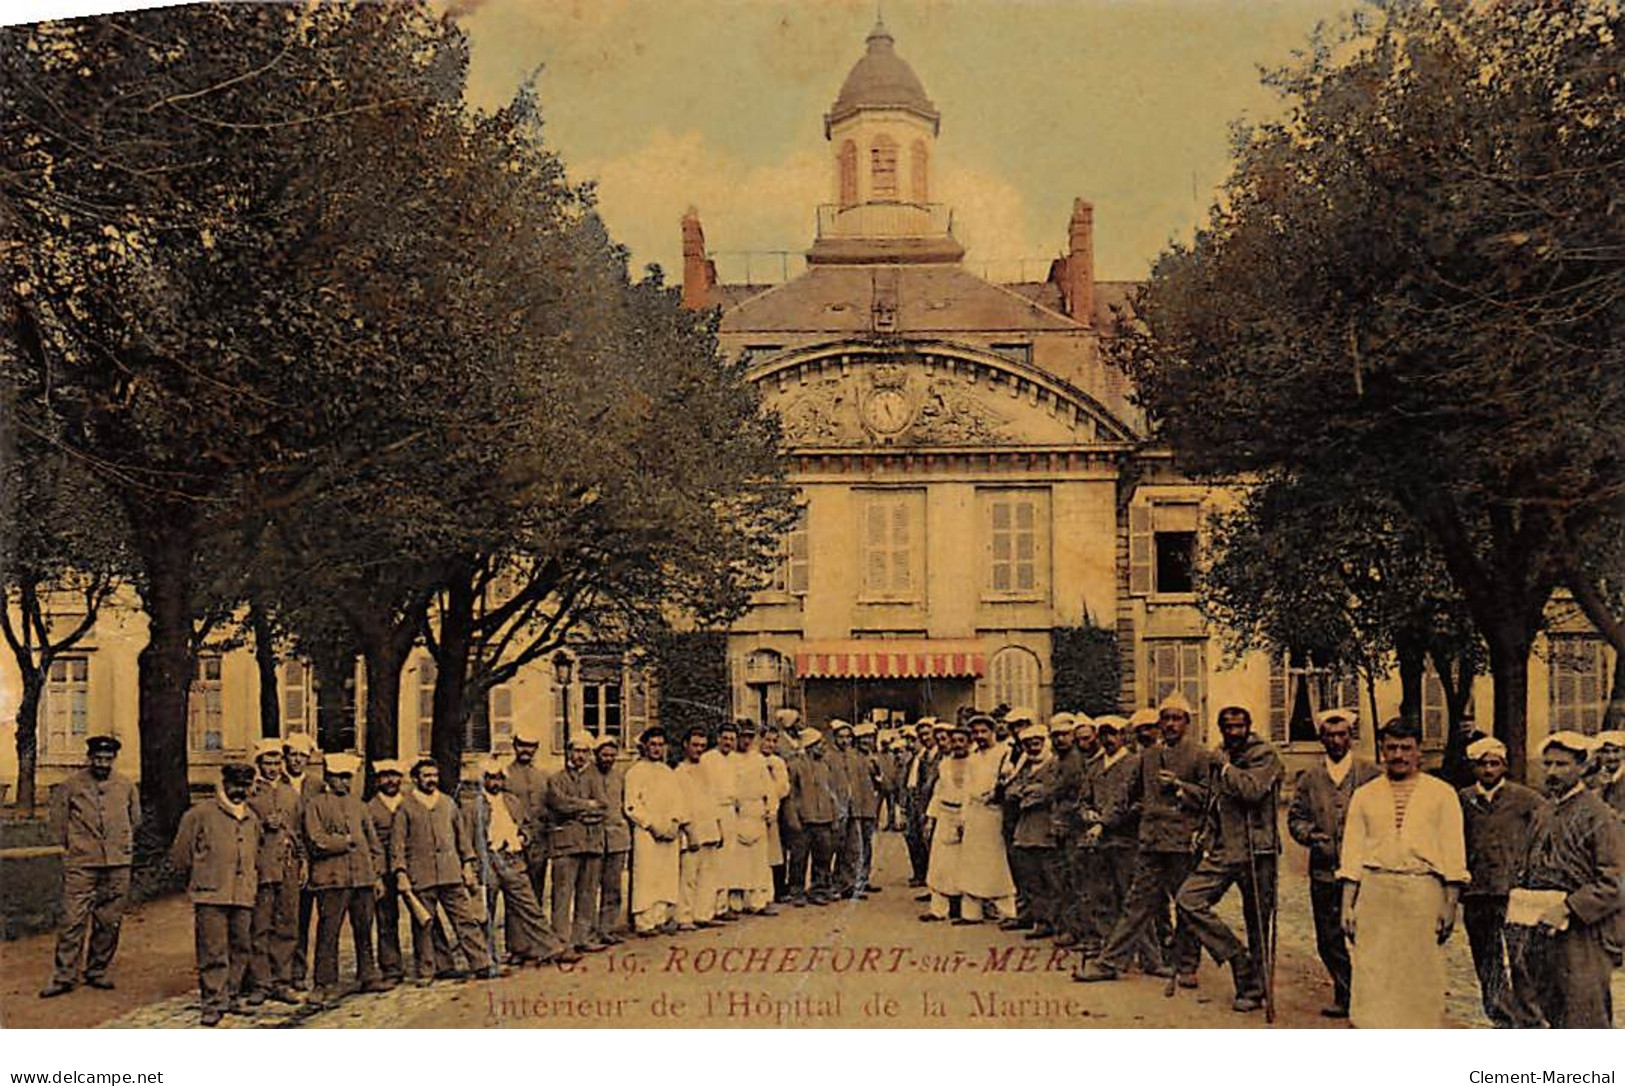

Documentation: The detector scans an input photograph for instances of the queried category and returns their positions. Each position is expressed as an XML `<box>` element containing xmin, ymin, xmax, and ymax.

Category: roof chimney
<box><xmin>1063</xmin><ymin>198</ymin><xmax>1095</xmax><ymax>328</ymax></box>
<box><xmin>681</xmin><ymin>206</ymin><xmax>717</xmax><ymax>310</ymax></box>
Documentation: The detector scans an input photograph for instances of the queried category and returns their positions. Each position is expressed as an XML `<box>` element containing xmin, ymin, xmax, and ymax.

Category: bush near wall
<box><xmin>1051</xmin><ymin>624</ymin><xmax>1121</xmax><ymax>717</ymax></box>
<box><xmin>650</xmin><ymin>630</ymin><xmax>731</xmax><ymax>741</ymax></box>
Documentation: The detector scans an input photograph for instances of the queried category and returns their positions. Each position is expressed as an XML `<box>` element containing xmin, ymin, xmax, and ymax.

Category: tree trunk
<box><xmin>430</xmin><ymin>570</ymin><xmax>476</xmax><ymax>797</ymax></box>
<box><xmin>1433</xmin><ymin>648</ymin><xmax>1479</xmax><ymax>789</ymax></box>
<box><xmin>362</xmin><ymin>639</ymin><xmax>411</xmax><ymax>766</ymax></box>
<box><xmin>13</xmin><ymin>672</ymin><xmax>43</xmax><ymax>813</ymax></box>
<box><xmin>1396</xmin><ymin>637</ymin><xmax>1425</xmax><ymax>728</ymax></box>
<box><xmin>251</xmin><ymin>605</ymin><xmax>281</xmax><ymax>740</ymax></box>
<box><xmin>131</xmin><ymin>513</ymin><xmax>199</xmax><ymax>857</ymax></box>
<box><xmin>311</xmin><ymin>645</ymin><xmax>357</xmax><ymax>754</ymax></box>
<box><xmin>1486</xmin><ymin>632</ymin><xmax>1533</xmax><ymax>783</ymax></box>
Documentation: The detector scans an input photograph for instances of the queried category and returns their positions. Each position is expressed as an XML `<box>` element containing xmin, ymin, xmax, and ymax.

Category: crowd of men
<box><xmin>38</xmin><ymin>697</ymin><xmax>1625</xmax><ymax>1028</ymax></box>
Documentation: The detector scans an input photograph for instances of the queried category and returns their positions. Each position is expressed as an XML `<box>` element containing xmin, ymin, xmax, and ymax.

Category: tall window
<box><xmin>1550</xmin><ymin>635</ymin><xmax>1610</xmax><ymax>734</ymax></box>
<box><xmin>189</xmin><ymin>654</ymin><xmax>224</xmax><ymax>752</ymax></box>
<box><xmin>625</xmin><ymin>666</ymin><xmax>651</xmax><ymax>744</ymax></box>
<box><xmin>580</xmin><ymin>654</ymin><xmax>629</xmax><ymax>745</ymax></box>
<box><xmin>990</xmin><ymin>646</ymin><xmax>1040</xmax><ymax>711</ymax></box>
<box><xmin>487</xmin><ymin>683</ymin><xmax>514</xmax><ymax>752</ymax></box>
<box><xmin>910</xmin><ymin>140</ymin><xmax>929</xmax><ymax>202</ymax></box>
<box><xmin>870</xmin><ymin>136</ymin><xmax>898</xmax><ymax>199</ymax></box>
<box><xmin>1149</xmin><ymin>640</ymin><xmax>1207</xmax><ymax>733</ymax></box>
<box><xmin>1129</xmin><ymin>501</ymin><xmax>1200</xmax><ymax>597</ymax></box>
<box><xmin>416</xmin><ymin>657</ymin><xmax>437</xmax><ymax>755</ymax></box>
<box><xmin>860</xmin><ymin>490</ymin><xmax>924</xmax><ymax>600</ymax></box>
<box><xmin>282</xmin><ymin>660</ymin><xmax>313</xmax><ymax>736</ymax></box>
<box><xmin>1268</xmin><ymin>652</ymin><xmax>1360</xmax><ymax>745</ymax></box>
<box><xmin>771</xmin><ymin>507</ymin><xmax>810</xmax><ymax>595</ymax></box>
<box><xmin>838</xmin><ymin>140</ymin><xmax>859</xmax><ymax>205</ymax></box>
<box><xmin>40</xmin><ymin>656</ymin><xmax>90</xmax><ymax>757</ymax></box>
<box><xmin>985</xmin><ymin>489</ymin><xmax>1049</xmax><ymax>598</ymax></box>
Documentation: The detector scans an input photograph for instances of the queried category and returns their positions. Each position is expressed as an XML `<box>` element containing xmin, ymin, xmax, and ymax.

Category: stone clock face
<box><xmin>863</xmin><ymin>388</ymin><xmax>913</xmax><ymax>434</ymax></box>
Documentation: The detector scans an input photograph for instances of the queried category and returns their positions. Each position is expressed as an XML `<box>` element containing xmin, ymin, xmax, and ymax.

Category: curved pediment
<box><xmin>748</xmin><ymin>340</ymin><xmax>1138</xmax><ymax>449</ymax></box>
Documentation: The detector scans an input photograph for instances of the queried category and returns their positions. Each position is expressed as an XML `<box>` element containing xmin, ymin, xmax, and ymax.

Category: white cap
<box><xmin>1317</xmin><ymin>707</ymin><xmax>1358</xmax><ymax>729</ymax></box>
<box><xmin>772</xmin><ymin>708</ymin><xmax>801</xmax><ymax>728</ymax></box>
<box><xmin>479</xmin><ymin>757</ymin><xmax>507</xmax><ymax>777</ymax></box>
<box><xmin>372</xmin><ymin>759</ymin><xmax>407</xmax><ymax>777</ymax></box>
<box><xmin>1005</xmin><ymin>706</ymin><xmax>1037</xmax><ymax>726</ymax></box>
<box><xmin>1129</xmin><ymin>708</ymin><xmax>1161</xmax><ymax>728</ymax></box>
<box><xmin>1466</xmin><ymin>736</ymin><xmax>1507</xmax><ymax>762</ymax></box>
<box><xmin>1093</xmin><ymin>714</ymin><xmax>1128</xmax><ymax>731</ymax></box>
<box><xmin>512</xmin><ymin>723</ymin><xmax>544</xmax><ymax>745</ymax></box>
<box><xmin>593</xmin><ymin>733</ymin><xmax>620</xmax><ymax>750</ymax></box>
<box><xmin>324</xmin><ymin>753</ymin><xmax>361</xmax><ymax>776</ymax></box>
<box><xmin>567</xmin><ymin>735</ymin><xmax>593</xmax><ymax>752</ymax></box>
<box><xmin>853</xmin><ymin>722</ymin><xmax>877</xmax><ymax>738</ymax></box>
<box><xmin>1543</xmin><ymin>731</ymin><xmax>1598</xmax><ymax>757</ymax></box>
<box><xmin>1595</xmin><ymin>730</ymin><xmax>1625</xmax><ymax>749</ymax></box>
<box><xmin>254</xmin><ymin>738</ymin><xmax>284</xmax><ymax>759</ymax></box>
<box><xmin>282</xmin><ymin>732</ymin><xmax>316</xmax><ymax>754</ymax></box>
<box><xmin>1017</xmin><ymin>723</ymin><xmax>1047</xmax><ymax>743</ymax></box>
<box><xmin>800</xmin><ymin>728</ymin><xmax>824</xmax><ymax>747</ymax></box>
<box><xmin>829</xmin><ymin>719</ymin><xmax>853</xmax><ymax>734</ymax></box>
<box><xmin>1157</xmin><ymin>691</ymin><xmax>1193</xmax><ymax>715</ymax></box>
<box><xmin>1048</xmin><ymin>712</ymin><xmax>1077</xmax><ymax>735</ymax></box>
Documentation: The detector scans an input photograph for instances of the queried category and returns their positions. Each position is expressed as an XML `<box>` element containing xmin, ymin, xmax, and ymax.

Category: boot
<box><xmin>1229</xmin><ymin>955</ymin><xmax>1264</xmax><ymax>1013</ymax></box>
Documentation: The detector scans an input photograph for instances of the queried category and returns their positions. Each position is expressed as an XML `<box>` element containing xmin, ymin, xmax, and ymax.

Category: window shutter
<box><xmin>1268</xmin><ymin>655</ymin><xmax>1287</xmax><ymax>743</ymax></box>
<box><xmin>1129</xmin><ymin>504</ymin><xmax>1152</xmax><ymax>595</ymax></box>
<box><xmin>730</xmin><ymin>650</ymin><xmax>750</xmax><ymax>727</ymax></box>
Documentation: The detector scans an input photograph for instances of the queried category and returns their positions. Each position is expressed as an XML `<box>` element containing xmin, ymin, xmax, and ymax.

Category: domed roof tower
<box><xmin>824</xmin><ymin>17</ymin><xmax>940</xmax><ymax>138</ymax></box>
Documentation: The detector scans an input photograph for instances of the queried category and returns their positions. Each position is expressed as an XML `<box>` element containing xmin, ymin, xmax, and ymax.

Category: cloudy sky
<box><xmin>453</xmin><ymin>1</ymin><xmax>1355</xmax><ymax>283</ymax></box>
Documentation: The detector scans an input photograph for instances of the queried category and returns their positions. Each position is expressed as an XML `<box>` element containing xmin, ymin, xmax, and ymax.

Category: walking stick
<box><xmin>1240</xmin><ymin>794</ymin><xmax>1276</xmax><ymax>1024</ymax></box>
<box><xmin>1168</xmin><ymin>761</ymin><xmax>1223</xmax><ymax>999</ymax></box>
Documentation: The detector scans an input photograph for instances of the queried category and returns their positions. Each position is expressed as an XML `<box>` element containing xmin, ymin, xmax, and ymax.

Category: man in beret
<box><xmin>1509</xmin><ymin>731</ymin><xmax>1625</xmax><ymax>1028</ymax></box>
<box><xmin>392</xmin><ymin>758</ymin><xmax>492</xmax><ymax>983</ymax></box>
<box><xmin>592</xmin><ymin>735</ymin><xmax>632</xmax><ymax>944</ymax></box>
<box><xmin>1286</xmin><ymin>707</ymin><xmax>1379</xmax><ymax>1018</ymax></box>
<box><xmin>783</xmin><ymin>727</ymin><xmax>840</xmax><ymax>906</ymax></box>
<box><xmin>771</xmin><ymin>708</ymin><xmax>808</xmax><ymax>903</ymax></box>
<box><xmin>281</xmin><ymin>731</ymin><xmax>322</xmax><ymax>990</ymax></box>
<box><xmin>902</xmin><ymin>721</ymin><xmax>942</xmax><ymax>892</ymax></box>
<box><xmin>1591</xmin><ymin>730</ymin><xmax>1625</xmax><ymax>818</ymax></box>
<box><xmin>846</xmin><ymin>721</ymin><xmax>884</xmax><ymax>899</ymax></box>
<box><xmin>172</xmin><ymin>763</ymin><xmax>262</xmax><ymax>1026</ymax></box>
<box><xmin>548</xmin><ymin>736</ymin><xmax>610</xmax><ymax>952</ymax></box>
<box><xmin>462</xmin><ymin>758</ymin><xmax>572</xmax><ymax>966</ymax></box>
<box><xmin>243</xmin><ymin>738</ymin><xmax>306</xmax><ymax>1006</ymax></box>
<box><xmin>1457</xmin><ymin>735</ymin><xmax>1545</xmax><ymax>1028</ymax></box>
<box><xmin>367</xmin><ymin>759</ymin><xmax>408</xmax><ymax>987</ymax></box>
<box><xmin>41</xmin><ymin>734</ymin><xmax>141</xmax><ymax>999</ymax></box>
<box><xmin>1004</xmin><ymin>722</ymin><xmax>1059</xmax><ymax>937</ymax></box>
<box><xmin>827</xmin><ymin>720</ymin><xmax>859</xmax><ymax>899</ymax></box>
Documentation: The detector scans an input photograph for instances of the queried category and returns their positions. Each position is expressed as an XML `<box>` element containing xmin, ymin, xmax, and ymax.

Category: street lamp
<box><xmin>553</xmin><ymin>650</ymin><xmax>574</xmax><ymax>749</ymax></box>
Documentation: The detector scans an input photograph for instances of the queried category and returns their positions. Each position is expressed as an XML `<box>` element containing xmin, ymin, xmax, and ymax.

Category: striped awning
<box><xmin>794</xmin><ymin>640</ymin><xmax>986</xmax><ymax>680</ymax></box>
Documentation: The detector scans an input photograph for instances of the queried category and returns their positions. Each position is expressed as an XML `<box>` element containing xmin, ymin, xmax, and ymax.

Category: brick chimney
<box><xmin>1055</xmin><ymin>197</ymin><xmax>1095</xmax><ymax>328</ymax></box>
<box><xmin>681</xmin><ymin>206</ymin><xmax>717</xmax><ymax>311</ymax></box>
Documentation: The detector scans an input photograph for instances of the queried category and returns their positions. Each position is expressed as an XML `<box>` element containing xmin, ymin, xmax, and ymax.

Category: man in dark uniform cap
<box><xmin>41</xmin><ymin>734</ymin><xmax>140</xmax><ymax>999</ymax></box>
<box><xmin>172</xmin><ymin>762</ymin><xmax>262</xmax><ymax>1026</ymax></box>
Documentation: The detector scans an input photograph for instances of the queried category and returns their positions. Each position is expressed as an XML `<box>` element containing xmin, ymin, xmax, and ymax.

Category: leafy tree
<box><xmin>1111</xmin><ymin>1</ymin><xmax>1622</xmax><ymax>775</ymax></box>
<box><xmin>1051</xmin><ymin>623</ymin><xmax>1121</xmax><ymax>717</ymax></box>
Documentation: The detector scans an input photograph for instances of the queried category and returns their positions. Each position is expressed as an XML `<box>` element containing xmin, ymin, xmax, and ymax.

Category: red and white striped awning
<box><xmin>794</xmin><ymin>640</ymin><xmax>986</xmax><ymax>680</ymax></box>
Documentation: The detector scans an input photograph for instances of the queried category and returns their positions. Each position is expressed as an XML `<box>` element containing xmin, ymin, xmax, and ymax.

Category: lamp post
<box><xmin>553</xmin><ymin>650</ymin><xmax>574</xmax><ymax>750</ymax></box>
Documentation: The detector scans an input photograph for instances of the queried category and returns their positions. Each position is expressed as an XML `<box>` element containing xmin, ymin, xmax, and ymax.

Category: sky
<box><xmin>451</xmin><ymin>0</ymin><xmax>1356</xmax><ymax>284</ymax></box>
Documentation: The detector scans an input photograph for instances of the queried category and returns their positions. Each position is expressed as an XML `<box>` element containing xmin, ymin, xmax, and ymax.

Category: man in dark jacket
<box><xmin>461</xmin><ymin>758</ymin><xmax>573</xmax><ymax>966</ymax></box>
<box><xmin>390</xmin><ymin>758</ymin><xmax>492</xmax><ymax>983</ymax></box>
<box><xmin>593</xmin><ymin>736</ymin><xmax>632</xmax><ymax>943</ymax></box>
<box><xmin>171</xmin><ymin>763</ymin><xmax>261</xmax><ymax>1026</ymax></box>
<box><xmin>547</xmin><ymin>736</ymin><xmax>609</xmax><ymax>951</ymax></box>
<box><xmin>243</xmin><ymin>739</ymin><xmax>305</xmax><ymax>1006</ymax></box>
<box><xmin>1004</xmin><ymin>724</ymin><xmax>1060</xmax><ymax>937</ymax></box>
<box><xmin>42</xmin><ymin>734</ymin><xmax>141</xmax><ymax>1000</ymax></box>
<box><xmin>1173</xmin><ymin>707</ymin><xmax>1283</xmax><ymax>1013</ymax></box>
<box><xmin>903</xmin><ymin>721</ymin><xmax>943</xmax><ymax>891</ymax></box>
<box><xmin>302</xmin><ymin>753</ymin><xmax>386</xmax><ymax>1003</ymax></box>
<box><xmin>367</xmin><ymin>759</ymin><xmax>408</xmax><ymax>987</ymax></box>
<box><xmin>785</xmin><ymin>729</ymin><xmax>840</xmax><ymax>906</ymax></box>
<box><xmin>1286</xmin><ymin>707</ymin><xmax>1380</xmax><ymax>1018</ymax></box>
<box><xmin>1458</xmin><ymin>735</ymin><xmax>1546</xmax><ymax>1028</ymax></box>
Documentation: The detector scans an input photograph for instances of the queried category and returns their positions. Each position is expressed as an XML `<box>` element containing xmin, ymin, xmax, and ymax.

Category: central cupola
<box><xmin>809</xmin><ymin>18</ymin><xmax>963</xmax><ymax>266</ymax></box>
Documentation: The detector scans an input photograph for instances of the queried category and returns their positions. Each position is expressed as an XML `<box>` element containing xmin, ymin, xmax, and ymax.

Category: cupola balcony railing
<box><xmin>816</xmin><ymin>201</ymin><xmax>955</xmax><ymax>240</ymax></box>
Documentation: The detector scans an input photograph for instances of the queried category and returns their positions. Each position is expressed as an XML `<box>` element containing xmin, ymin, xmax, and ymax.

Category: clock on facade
<box><xmin>862</xmin><ymin>387</ymin><xmax>914</xmax><ymax>435</ymax></box>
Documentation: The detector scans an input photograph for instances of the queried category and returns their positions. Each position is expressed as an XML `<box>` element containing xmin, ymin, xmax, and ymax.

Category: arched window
<box><xmin>911</xmin><ymin>140</ymin><xmax>929</xmax><ymax>203</ymax></box>
<box><xmin>838</xmin><ymin>141</ymin><xmax>859</xmax><ymax>206</ymax></box>
<box><xmin>989</xmin><ymin>646</ymin><xmax>1040</xmax><ymax>713</ymax></box>
<box><xmin>870</xmin><ymin>136</ymin><xmax>898</xmax><ymax>199</ymax></box>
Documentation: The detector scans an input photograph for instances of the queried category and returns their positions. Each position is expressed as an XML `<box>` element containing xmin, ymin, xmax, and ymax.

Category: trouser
<box><xmin>903</xmin><ymin>806</ymin><xmax>931</xmax><ymax>882</ymax></box>
<box><xmin>313</xmin><ymin>886</ymin><xmax>379</xmax><ymax>990</ymax></box>
<box><xmin>597</xmin><ymin>851</ymin><xmax>628</xmax><ymax>937</ymax></box>
<box><xmin>1099</xmin><ymin>849</ymin><xmax>1196</xmax><ymax>974</ymax></box>
<box><xmin>1309</xmin><ymin>878</ymin><xmax>1352</xmax><ymax>1009</ymax></box>
<box><xmin>525</xmin><ymin>846</ymin><xmax>550</xmax><ymax>916</ymax></box>
<box><xmin>1041</xmin><ymin>845</ymin><xmax>1071</xmax><ymax>932</ymax></box>
<box><xmin>550</xmin><ymin>852</ymin><xmax>603</xmax><ymax>947</ymax></box>
<box><xmin>772</xmin><ymin>863</ymin><xmax>788</xmax><ymax>901</ymax></box>
<box><xmin>678</xmin><ymin>846</ymin><xmax>718</xmax><ymax>924</ymax></box>
<box><xmin>193</xmin><ymin>903</ymin><xmax>253</xmax><ymax>1013</ymax></box>
<box><xmin>292</xmin><ymin>887</ymin><xmax>316</xmax><ymax>983</ymax></box>
<box><xmin>374</xmin><ymin>881</ymin><xmax>404</xmax><ymax>981</ymax></box>
<box><xmin>806</xmin><ymin>822</ymin><xmax>838</xmax><ymax>899</ymax></box>
<box><xmin>832</xmin><ymin>815</ymin><xmax>855</xmax><ymax>893</ymax></box>
<box><xmin>634</xmin><ymin>901</ymin><xmax>674</xmax><ymax>933</ymax></box>
<box><xmin>248</xmin><ymin>877</ymin><xmax>299</xmax><ymax>993</ymax></box>
<box><xmin>1064</xmin><ymin>841</ymin><xmax>1102</xmax><ymax>947</ymax></box>
<box><xmin>1463</xmin><ymin>895</ymin><xmax>1541</xmax><ymax>1027</ymax></box>
<box><xmin>1011</xmin><ymin>846</ymin><xmax>1055</xmax><ymax>925</ymax></box>
<box><xmin>1174</xmin><ymin>854</ymin><xmax>1275</xmax><ymax>996</ymax></box>
<box><xmin>853</xmin><ymin>817</ymin><xmax>877</xmax><ymax>891</ymax></box>
<box><xmin>1515</xmin><ymin>925</ymin><xmax>1616</xmax><ymax>1029</ymax></box>
<box><xmin>481</xmin><ymin>851</ymin><xmax>559</xmax><ymax>961</ymax></box>
<box><xmin>410</xmin><ymin>883</ymin><xmax>491</xmax><ymax>977</ymax></box>
<box><xmin>782</xmin><ymin>822</ymin><xmax>810</xmax><ymax>899</ymax></box>
<box><xmin>51</xmin><ymin>864</ymin><xmax>131</xmax><ymax>986</ymax></box>
<box><xmin>936</xmin><ymin>892</ymin><xmax>1014</xmax><ymax>922</ymax></box>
